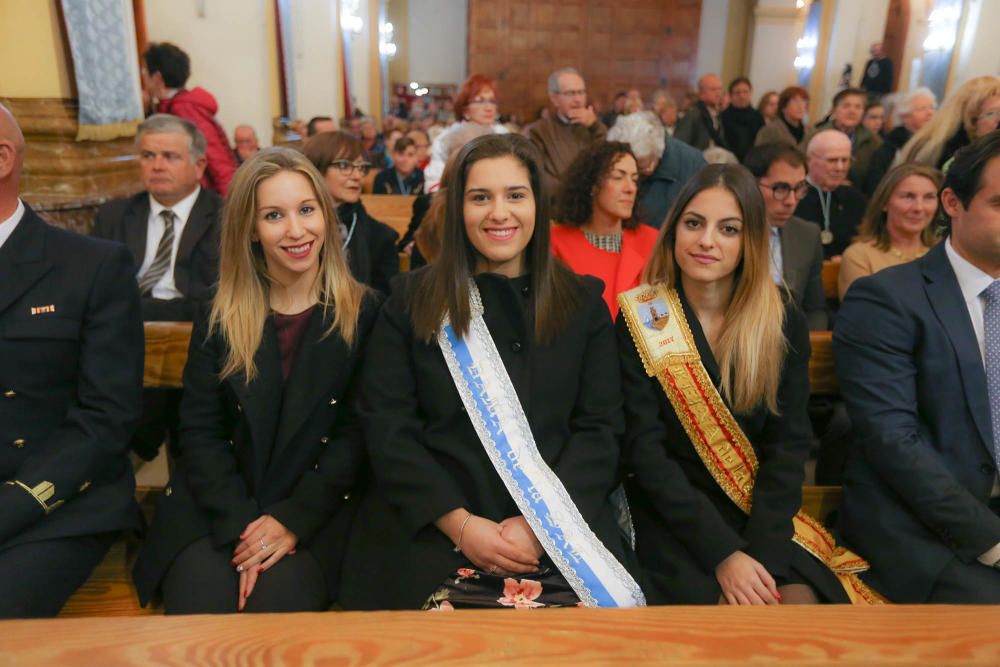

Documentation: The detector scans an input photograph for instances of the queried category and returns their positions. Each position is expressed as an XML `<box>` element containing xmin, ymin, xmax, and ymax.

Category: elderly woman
<box><xmin>607</xmin><ymin>112</ymin><xmax>706</xmax><ymax>229</ymax></box>
<box><xmin>423</xmin><ymin>74</ymin><xmax>510</xmax><ymax>191</ymax></box>
<box><xmin>863</xmin><ymin>88</ymin><xmax>936</xmax><ymax>194</ymax></box>
<box><xmin>839</xmin><ymin>163</ymin><xmax>942</xmax><ymax>300</ymax></box>
<box><xmin>897</xmin><ymin>76</ymin><xmax>1000</xmax><ymax>171</ymax></box>
<box><xmin>755</xmin><ymin>86</ymin><xmax>812</xmax><ymax>152</ymax></box>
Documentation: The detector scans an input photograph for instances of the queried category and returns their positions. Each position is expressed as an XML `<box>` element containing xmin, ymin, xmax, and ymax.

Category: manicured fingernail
<box><xmin>776</xmin><ymin>592</ymin><xmax>783</xmax><ymax>602</ymax></box>
<box><xmin>236</xmin><ymin>565</ymin><xmax>243</xmax><ymax>572</ymax></box>
<box><xmin>258</xmin><ymin>567</ymin><xmax>264</xmax><ymax>574</ymax></box>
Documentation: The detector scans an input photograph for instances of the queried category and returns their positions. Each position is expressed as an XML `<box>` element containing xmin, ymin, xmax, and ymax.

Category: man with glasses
<box><xmin>794</xmin><ymin>129</ymin><xmax>869</xmax><ymax>259</ymax></box>
<box><xmin>529</xmin><ymin>67</ymin><xmax>607</xmax><ymax>196</ymax></box>
<box><xmin>745</xmin><ymin>143</ymin><xmax>828</xmax><ymax>330</ymax></box>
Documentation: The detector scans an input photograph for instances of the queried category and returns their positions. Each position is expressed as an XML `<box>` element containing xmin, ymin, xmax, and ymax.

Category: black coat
<box><xmin>619</xmin><ymin>293</ymin><xmax>844</xmax><ymax>603</ymax></box>
<box><xmin>720</xmin><ymin>105</ymin><xmax>765</xmax><ymax>163</ymax></box>
<box><xmin>862</xmin><ymin>125</ymin><xmax>911</xmax><ymax>196</ymax></box>
<box><xmin>132</xmin><ymin>296</ymin><xmax>380</xmax><ymax>605</ymax></box>
<box><xmin>339</xmin><ymin>271</ymin><xmax>631</xmax><ymax>610</ymax></box>
<box><xmin>340</xmin><ymin>202</ymin><xmax>399</xmax><ymax>295</ymax></box>
<box><xmin>372</xmin><ymin>167</ymin><xmax>424</xmax><ymax>195</ymax></box>
<box><xmin>93</xmin><ymin>189</ymin><xmax>222</xmax><ymax>321</ymax></box>
<box><xmin>794</xmin><ymin>185</ymin><xmax>868</xmax><ymax>259</ymax></box>
<box><xmin>0</xmin><ymin>206</ymin><xmax>143</xmax><ymax>548</ymax></box>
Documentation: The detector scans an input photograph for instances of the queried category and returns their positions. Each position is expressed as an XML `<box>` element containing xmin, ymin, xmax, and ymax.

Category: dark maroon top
<box><xmin>272</xmin><ymin>306</ymin><xmax>316</xmax><ymax>382</ymax></box>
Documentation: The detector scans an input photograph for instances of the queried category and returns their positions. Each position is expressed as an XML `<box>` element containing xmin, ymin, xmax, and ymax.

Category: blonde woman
<box><xmin>133</xmin><ymin>147</ymin><xmax>377</xmax><ymax>614</ymax></box>
<box><xmin>618</xmin><ymin>164</ymin><xmax>876</xmax><ymax>606</ymax></box>
<box><xmin>897</xmin><ymin>76</ymin><xmax>1000</xmax><ymax>169</ymax></box>
<box><xmin>839</xmin><ymin>164</ymin><xmax>941</xmax><ymax>300</ymax></box>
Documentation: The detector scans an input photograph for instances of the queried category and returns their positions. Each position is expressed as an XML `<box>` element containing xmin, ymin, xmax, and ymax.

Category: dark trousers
<box><xmin>0</xmin><ymin>532</ymin><xmax>116</xmax><ymax>618</ymax></box>
<box><xmin>928</xmin><ymin>558</ymin><xmax>1000</xmax><ymax>603</ymax></box>
<box><xmin>131</xmin><ymin>388</ymin><xmax>181</xmax><ymax>461</ymax></box>
<box><xmin>161</xmin><ymin>536</ymin><xmax>329</xmax><ymax>614</ymax></box>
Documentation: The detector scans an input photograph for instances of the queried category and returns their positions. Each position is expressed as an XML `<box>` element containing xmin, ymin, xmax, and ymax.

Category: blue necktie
<box><xmin>981</xmin><ymin>280</ymin><xmax>1000</xmax><ymax>466</ymax></box>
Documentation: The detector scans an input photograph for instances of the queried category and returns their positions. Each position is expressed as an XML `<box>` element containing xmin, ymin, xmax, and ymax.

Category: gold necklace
<box><xmin>888</xmin><ymin>245</ymin><xmax>928</xmax><ymax>261</ymax></box>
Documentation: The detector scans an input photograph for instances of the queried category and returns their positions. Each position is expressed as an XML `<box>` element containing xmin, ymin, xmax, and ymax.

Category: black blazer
<box><xmin>339</xmin><ymin>271</ymin><xmax>631</xmax><ymax>610</ymax></box>
<box><xmin>93</xmin><ymin>189</ymin><xmax>223</xmax><ymax>321</ymax></box>
<box><xmin>619</xmin><ymin>293</ymin><xmax>843</xmax><ymax>603</ymax></box>
<box><xmin>0</xmin><ymin>206</ymin><xmax>143</xmax><ymax>548</ymax></box>
<box><xmin>132</xmin><ymin>295</ymin><xmax>380</xmax><ymax>605</ymax></box>
<box><xmin>372</xmin><ymin>167</ymin><xmax>424</xmax><ymax>195</ymax></box>
<box><xmin>834</xmin><ymin>243</ymin><xmax>1000</xmax><ymax>602</ymax></box>
<box><xmin>340</xmin><ymin>202</ymin><xmax>399</xmax><ymax>295</ymax></box>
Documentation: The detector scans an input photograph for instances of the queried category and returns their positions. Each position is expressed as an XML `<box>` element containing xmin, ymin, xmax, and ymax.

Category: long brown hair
<box><xmin>643</xmin><ymin>164</ymin><xmax>786</xmax><ymax>413</ymax></box>
<box><xmin>408</xmin><ymin>133</ymin><xmax>579</xmax><ymax>343</ymax></box>
<box><xmin>211</xmin><ymin>147</ymin><xmax>367</xmax><ymax>382</ymax></box>
<box><xmin>857</xmin><ymin>163</ymin><xmax>942</xmax><ymax>251</ymax></box>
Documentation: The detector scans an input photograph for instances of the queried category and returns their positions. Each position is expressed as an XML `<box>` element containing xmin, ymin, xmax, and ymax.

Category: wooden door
<box><xmin>882</xmin><ymin>0</ymin><xmax>910</xmax><ymax>92</ymax></box>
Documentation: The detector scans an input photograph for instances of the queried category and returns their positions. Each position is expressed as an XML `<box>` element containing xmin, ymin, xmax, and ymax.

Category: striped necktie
<box><xmin>138</xmin><ymin>209</ymin><xmax>176</xmax><ymax>295</ymax></box>
<box><xmin>982</xmin><ymin>280</ymin><xmax>1000</xmax><ymax>466</ymax></box>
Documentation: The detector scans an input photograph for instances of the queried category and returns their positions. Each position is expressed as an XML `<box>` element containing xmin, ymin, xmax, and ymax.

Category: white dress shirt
<box><xmin>769</xmin><ymin>226</ymin><xmax>784</xmax><ymax>285</ymax></box>
<box><xmin>0</xmin><ymin>198</ymin><xmax>25</xmax><ymax>251</ymax></box>
<box><xmin>137</xmin><ymin>188</ymin><xmax>200</xmax><ymax>300</ymax></box>
<box><xmin>945</xmin><ymin>238</ymin><xmax>1000</xmax><ymax>565</ymax></box>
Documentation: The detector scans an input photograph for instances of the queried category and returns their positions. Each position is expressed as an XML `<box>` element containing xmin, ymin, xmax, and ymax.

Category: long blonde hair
<box><xmin>897</xmin><ymin>76</ymin><xmax>1000</xmax><ymax>167</ymax></box>
<box><xmin>211</xmin><ymin>147</ymin><xmax>366</xmax><ymax>382</ymax></box>
<box><xmin>643</xmin><ymin>164</ymin><xmax>786</xmax><ymax>414</ymax></box>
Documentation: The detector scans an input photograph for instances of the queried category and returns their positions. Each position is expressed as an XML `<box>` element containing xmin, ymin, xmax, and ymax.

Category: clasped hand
<box><xmin>715</xmin><ymin>550</ymin><xmax>781</xmax><ymax>605</ymax></box>
<box><xmin>460</xmin><ymin>515</ymin><xmax>543</xmax><ymax>577</ymax></box>
<box><xmin>232</xmin><ymin>514</ymin><xmax>298</xmax><ymax>611</ymax></box>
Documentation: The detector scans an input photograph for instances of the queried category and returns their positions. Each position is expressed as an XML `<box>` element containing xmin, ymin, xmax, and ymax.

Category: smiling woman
<box><xmin>132</xmin><ymin>147</ymin><xmax>378</xmax><ymax>615</ymax></box>
<box><xmin>339</xmin><ymin>134</ymin><xmax>645</xmax><ymax>611</ymax></box>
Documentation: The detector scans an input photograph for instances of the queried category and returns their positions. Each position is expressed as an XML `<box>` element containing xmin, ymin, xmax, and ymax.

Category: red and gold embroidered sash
<box><xmin>618</xmin><ymin>284</ymin><xmax>886</xmax><ymax>605</ymax></box>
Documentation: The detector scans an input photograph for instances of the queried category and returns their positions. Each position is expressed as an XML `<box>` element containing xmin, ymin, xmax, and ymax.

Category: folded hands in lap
<box><xmin>232</xmin><ymin>514</ymin><xmax>298</xmax><ymax>611</ymax></box>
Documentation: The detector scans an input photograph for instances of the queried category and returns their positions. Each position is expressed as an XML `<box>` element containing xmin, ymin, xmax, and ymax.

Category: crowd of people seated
<box><xmin>2</xmin><ymin>37</ymin><xmax>1000</xmax><ymax>619</ymax></box>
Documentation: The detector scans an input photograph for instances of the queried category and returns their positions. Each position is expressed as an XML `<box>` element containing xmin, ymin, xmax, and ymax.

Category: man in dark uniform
<box><xmin>0</xmin><ymin>104</ymin><xmax>144</xmax><ymax>617</ymax></box>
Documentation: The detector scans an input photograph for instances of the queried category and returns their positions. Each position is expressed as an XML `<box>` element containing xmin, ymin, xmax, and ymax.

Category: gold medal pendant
<box><xmin>820</xmin><ymin>229</ymin><xmax>834</xmax><ymax>245</ymax></box>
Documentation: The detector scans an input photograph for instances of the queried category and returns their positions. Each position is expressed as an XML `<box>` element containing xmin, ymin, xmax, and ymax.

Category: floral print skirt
<box><xmin>423</xmin><ymin>562</ymin><xmax>582</xmax><ymax>610</ymax></box>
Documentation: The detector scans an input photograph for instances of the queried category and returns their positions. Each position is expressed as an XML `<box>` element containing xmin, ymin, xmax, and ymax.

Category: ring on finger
<box><xmin>488</xmin><ymin>565</ymin><xmax>498</xmax><ymax>575</ymax></box>
<box><xmin>260</xmin><ymin>538</ymin><xmax>269</xmax><ymax>551</ymax></box>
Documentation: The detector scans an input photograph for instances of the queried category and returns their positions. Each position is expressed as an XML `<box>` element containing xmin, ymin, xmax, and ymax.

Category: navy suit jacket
<box><xmin>833</xmin><ymin>242</ymin><xmax>1000</xmax><ymax>602</ymax></box>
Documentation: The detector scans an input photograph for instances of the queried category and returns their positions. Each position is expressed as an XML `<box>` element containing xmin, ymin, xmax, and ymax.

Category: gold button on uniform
<box><xmin>343</xmin><ymin>492</ymin><xmax>351</xmax><ymax>501</ymax></box>
<box><xmin>4</xmin><ymin>390</ymin><xmax>15</xmax><ymax>398</ymax></box>
<box><xmin>13</xmin><ymin>438</ymin><xmax>25</xmax><ymax>448</ymax></box>
<box><xmin>329</xmin><ymin>398</ymin><xmax>337</xmax><ymax>405</ymax></box>
<box><xmin>320</xmin><ymin>436</ymin><xmax>329</xmax><ymax>444</ymax></box>
<box><xmin>164</xmin><ymin>485</ymin><xmax>172</xmax><ymax>496</ymax></box>
<box><xmin>79</xmin><ymin>481</ymin><xmax>91</xmax><ymax>492</ymax></box>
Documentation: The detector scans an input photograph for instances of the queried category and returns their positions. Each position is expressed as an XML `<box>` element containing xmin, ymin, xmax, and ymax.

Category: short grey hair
<box><xmin>135</xmin><ymin>114</ymin><xmax>206</xmax><ymax>161</ymax></box>
<box><xmin>359</xmin><ymin>115</ymin><xmax>376</xmax><ymax>128</ymax></box>
<box><xmin>547</xmin><ymin>67</ymin><xmax>581</xmax><ymax>94</ymax></box>
<box><xmin>607</xmin><ymin>111</ymin><xmax>665</xmax><ymax>160</ymax></box>
<box><xmin>897</xmin><ymin>87</ymin><xmax>937</xmax><ymax>118</ymax></box>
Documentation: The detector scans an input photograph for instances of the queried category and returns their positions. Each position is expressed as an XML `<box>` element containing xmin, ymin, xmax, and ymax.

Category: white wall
<box><xmin>747</xmin><ymin>0</ymin><xmax>802</xmax><ymax>97</ymax></box>
<box><xmin>819</xmin><ymin>0</ymin><xmax>889</xmax><ymax>111</ymax></box>
<box><xmin>953</xmin><ymin>0</ymin><xmax>1000</xmax><ymax>86</ymax></box>
<box><xmin>290</xmin><ymin>0</ymin><xmax>342</xmax><ymax>121</ymax></box>
<box><xmin>145</xmin><ymin>0</ymin><xmax>272</xmax><ymax>144</ymax></box>
<box><xmin>343</xmin><ymin>0</ymin><xmax>372</xmax><ymax>115</ymax></box>
<box><xmin>408</xmin><ymin>0</ymin><xmax>466</xmax><ymax>86</ymax></box>
<box><xmin>695</xmin><ymin>0</ymin><xmax>729</xmax><ymax>81</ymax></box>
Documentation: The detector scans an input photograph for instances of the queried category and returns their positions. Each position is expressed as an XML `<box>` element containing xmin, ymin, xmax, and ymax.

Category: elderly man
<box><xmin>834</xmin><ymin>132</ymin><xmax>1000</xmax><ymax>603</ymax></box>
<box><xmin>233</xmin><ymin>124</ymin><xmax>260</xmax><ymax>164</ymax></box>
<box><xmin>794</xmin><ymin>129</ymin><xmax>868</xmax><ymax>258</ymax></box>
<box><xmin>652</xmin><ymin>90</ymin><xmax>679</xmax><ymax>136</ymax></box>
<box><xmin>863</xmin><ymin>88</ymin><xmax>937</xmax><ymax>194</ymax></box>
<box><xmin>812</xmin><ymin>88</ymin><xmax>882</xmax><ymax>187</ymax></box>
<box><xmin>93</xmin><ymin>114</ymin><xmax>223</xmax><ymax>461</ymax></box>
<box><xmin>674</xmin><ymin>74</ymin><xmax>729</xmax><ymax>152</ymax></box>
<box><xmin>745</xmin><ymin>142</ymin><xmax>827</xmax><ymax>330</ymax></box>
<box><xmin>529</xmin><ymin>67</ymin><xmax>607</xmax><ymax>196</ymax></box>
<box><xmin>0</xmin><ymin>104</ymin><xmax>143</xmax><ymax>618</ymax></box>
<box><xmin>143</xmin><ymin>42</ymin><xmax>237</xmax><ymax>195</ymax></box>
<box><xmin>608</xmin><ymin>111</ymin><xmax>706</xmax><ymax>229</ymax></box>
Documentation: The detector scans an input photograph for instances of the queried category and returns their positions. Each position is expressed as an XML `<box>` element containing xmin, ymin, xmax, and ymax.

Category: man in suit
<box><xmin>674</xmin><ymin>74</ymin><xmax>729</xmax><ymax>153</ymax></box>
<box><xmin>745</xmin><ymin>143</ymin><xmax>827</xmax><ymax>330</ymax></box>
<box><xmin>794</xmin><ymin>129</ymin><xmax>868</xmax><ymax>259</ymax></box>
<box><xmin>0</xmin><ymin>105</ymin><xmax>143</xmax><ymax>617</ymax></box>
<box><xmin>94</xmin><ymin>114</ymin><xmax>222</xmax><ymax>322</ymax></box>
<box><xmin>833</xmin><ymin>132</ymin><xmax>1000</xmax><ymax>602</ymax></box>
<box><xmin>94</xmin><ymin>114</ymin><xmax>222</xmax><ymax>460</ymax></box>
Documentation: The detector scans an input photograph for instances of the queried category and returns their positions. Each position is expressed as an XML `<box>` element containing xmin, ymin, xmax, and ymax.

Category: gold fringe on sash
<box><xmin>76</xmin><ymin>118</ymin><xmax>141</xmax><ymax>142</ymax></box>
<box><xmin>618</xmin><ymin>284</ymin><xmax>887</xmax><ymax>605</ymax></box>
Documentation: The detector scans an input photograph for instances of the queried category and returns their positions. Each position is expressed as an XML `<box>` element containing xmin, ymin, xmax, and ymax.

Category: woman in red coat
<box><xmin>551</xmin><ymin>141</ymin><xmax>660</xmax><ymax>317</ymax></box>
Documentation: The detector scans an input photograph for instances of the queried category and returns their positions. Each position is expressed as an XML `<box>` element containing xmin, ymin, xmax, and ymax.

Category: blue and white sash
<box><xmin>437</xmin><ymin>283</ymin><xmax>646</xmax><ymax>608</ymax></box>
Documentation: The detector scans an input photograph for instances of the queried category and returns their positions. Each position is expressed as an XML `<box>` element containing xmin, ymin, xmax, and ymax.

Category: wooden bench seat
<box><xmin>361</xmin><ymin>193</ymin><xmax>416</xmax><ymax>239</ymax></box>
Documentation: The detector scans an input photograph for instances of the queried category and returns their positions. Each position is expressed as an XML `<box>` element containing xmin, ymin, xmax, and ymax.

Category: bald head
<box><xmin>698</xmin><ymin>74</ymin><xmax>724</xmax><ymax>110</ymax></box>
<box><xmin>0</xmin><ymin>104</ymin><xmax>26</xmax><ymax>210</ymax></box>
<box><xmin>807</xmin><ymin>129</ymin><xmax>852</xmax><ymax>191</ymax></box>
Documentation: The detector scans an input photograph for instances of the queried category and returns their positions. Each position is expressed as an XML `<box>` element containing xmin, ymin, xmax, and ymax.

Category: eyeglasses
<box><xmin>555</xmin><ymin>89</ymin><xmax>587</xmax><ymax>98</ymax></box>
<box><xmin>759</xmin><ymin>180</ymin><xmax>810</xmax><ymax>201</ymax></box>
<box><xmin>469</xmin><ymin>97</ymin><xmax>499</xmax><ymax>107</ymax></box>
<box><xmin>330</xmin><ymin>160</ymin><xmax>374</xmax><ymax>176</ymax></box>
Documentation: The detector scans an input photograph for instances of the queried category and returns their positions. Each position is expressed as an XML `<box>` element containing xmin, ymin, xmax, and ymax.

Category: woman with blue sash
<box><xmin>617</xmin><ymin>164</ymin><xmax>881</xmax><ymax>606</ymax></box>
<box><xmin>339</xmin><ymin>134</ymin><xmax>644</xmax><ymax>610</ymax></box>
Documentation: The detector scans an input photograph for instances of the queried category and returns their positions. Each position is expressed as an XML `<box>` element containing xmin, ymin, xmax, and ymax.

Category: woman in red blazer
<box><xmin>551</xmin><ymin>142</ymin><xmax>660</xmax><ymax>317</ymax></box>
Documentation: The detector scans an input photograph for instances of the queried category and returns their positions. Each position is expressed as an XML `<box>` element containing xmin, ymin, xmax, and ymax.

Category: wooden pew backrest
<box><xmin>362</xmin><ymin>194</ymin><xmax>416</xmax><ymax>239</ymax></box>
<box><xmin>143</xmin><ymin>322</ymin><xmax>193</xmax><ymax>389</ymax></box>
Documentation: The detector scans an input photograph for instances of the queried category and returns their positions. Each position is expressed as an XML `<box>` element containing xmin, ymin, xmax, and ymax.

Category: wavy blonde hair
<box><xmin>897</xmin><ymin>76</ymin><xmax>1000</xmax><ymax>167</ymax></box>
<box><xmin>643</xmin><ymin>164</ymin><xmax>786</xmax><ymax>414</ymax></box>
<box><xmin>211</xmin><ymin>147</ymin><xmax>366</xmax><ymax>382</ymax></box>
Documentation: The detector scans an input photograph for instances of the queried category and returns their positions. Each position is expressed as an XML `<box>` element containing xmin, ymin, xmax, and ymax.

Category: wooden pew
<box><xmin>362</xmin><ymin>193</ymin><xmax>417</xmax><ymax>238</ymax></box>
<box><xmin>808</xmin><ymin>330</ymin><xmax>839</xmax><ymax>396</ymax></box>
<box><xmin>822</xmin><ymin>257</ymin><xmax>841</xmax><ymax>302</ymax></box>
<box><xmin>16</xmin><ymin>606</ymin><xmax>1000</xmax><ymax>664</ymax></box>
<box><xmin>142</xmin><ymin>321</ymin><xmax>193</xmax><ymax>389</ymax></box>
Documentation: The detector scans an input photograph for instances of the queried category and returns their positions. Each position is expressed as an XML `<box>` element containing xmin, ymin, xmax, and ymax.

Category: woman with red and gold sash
<box><xmin>618</xmin><ymin>163</ymin><xmax>865</xmax><ymax>605</ymax></box>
